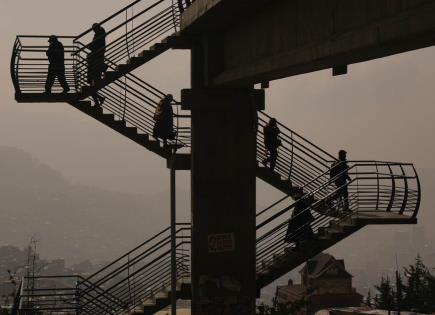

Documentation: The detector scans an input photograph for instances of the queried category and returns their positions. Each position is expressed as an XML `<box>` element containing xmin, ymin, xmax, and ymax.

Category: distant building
<box><xmin>274</xmin><ymin>253</ymin><xmax>363</xmax><ymax>314</ymax></box>
<box><xmin>318</xmin><ymin>307</ymin><xmax>426</xmax><ymax>315</ymax></box>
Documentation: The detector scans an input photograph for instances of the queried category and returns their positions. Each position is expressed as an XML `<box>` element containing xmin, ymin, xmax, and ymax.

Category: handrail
<box><xmin>72</xmin><ymin>1</ymin><xmax>180</xmax><ymax>86</ymax></box>
<box><xmin>10</xmin><ymin>37</ymin><xmax>21</xmax><ymax>94</ymax></box>
<box><xmin>75</xmin><ymin>0</ymin><xmax>159</xmax><ymax>41</ymax></box>
<box><xmin>73</xmin><ymin>0</ymin><xmax>168</xmax><ymax>55</ymax></box>
<box><xmin>259</xmin><ymin>111</ymin><xmax>336</xmax><ymax>162</ymax></box>
<box><xmin>75</xmin><ymin>224</ymin><xmax>191</xmax><ymax>315</ymax></box>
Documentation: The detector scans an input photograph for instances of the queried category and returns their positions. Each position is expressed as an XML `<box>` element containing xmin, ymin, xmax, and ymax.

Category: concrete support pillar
<box><xmin>182</xmin><ymin>88</ymin><xmax>264</xmax><ymax>315</ymax></box>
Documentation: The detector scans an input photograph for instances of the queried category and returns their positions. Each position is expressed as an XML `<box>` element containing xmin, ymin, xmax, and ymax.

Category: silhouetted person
<box><xmin>87</xmin><ymin>23</ymin><xmax>107</xmax><ymax>107</ymax></box>
<box><xmin>330</xmin><ymin>149</ymin><xmax>351</xmax><ymax>212</ymax></box>
<box><xmin>153</xmin><ymin>94</ymin><xmax>175</xmax><ymax>147</ymax></box>
<box><xmin>285</xmin><ymin>188</ymin><xmax>314</xmax><ymax>250</ymax></box>
<box><xmin>44</xmin><ymin>35</ymin><xmax>70</xmax><ymax>94</ymax></box>
<box><xmin>262</xmin><ymin>118</ymin><xmax>281</xmax><ymax>171</ymax></box>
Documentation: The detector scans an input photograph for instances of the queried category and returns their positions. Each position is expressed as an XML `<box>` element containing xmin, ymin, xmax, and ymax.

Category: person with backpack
<box><xmin>262</xmin><ymin>118</ymin><xmax>281</xmax><ymax>171</ymax></box>
<box><xmin>330</xmin><ymin>150</ymin><xmax>351</xmax><ymax>212</ymax></box>
<box><xmin>87</xmin><ymin>23</ymin><xmax>107</xmax><ymax>107</ymax></box>
<box><xmin>285</xmin><ymin>188</ymin><xmax>314</xmax><ymax>250</ymax></box>
<box><xmin>153</xmin><ymin>94</ymin><xmax>175</xmax><ymax>147</ymax></box>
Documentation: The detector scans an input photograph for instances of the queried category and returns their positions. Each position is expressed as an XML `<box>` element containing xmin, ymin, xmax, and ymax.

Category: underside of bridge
<box><xmin>182</xmin><ymin>0</ymin><xmax>435</xmax><ymax>87</ymax></box>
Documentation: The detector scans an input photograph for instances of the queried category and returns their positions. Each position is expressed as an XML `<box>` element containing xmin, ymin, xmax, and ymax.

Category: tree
<box><xmin>374</xmin><ymin>276</ymin><xmax>395</xmax><ymax>310</ymax></box>
<box><xmin>371</xmin><ymin>255</ymin><xmax>435</xmax><ymax>313</ymax></box>
<box><xmin>403</xmin><ymin>255</ymin><xmax>429</xmax><ymax>311</ymax></box>
<box><xmin>365</xmin><ymin>289</ymin><xmax>373</xmax><ymax>307</ymax></box>
<box><xmin>423</xmin><ymin>269</ymin><xmax>435</xmax><ymax>312</ymax></box>
<box><xmin>395</xmin><ymin>270</ymin><xmax>404</xmax><ymax>311</ymax></box>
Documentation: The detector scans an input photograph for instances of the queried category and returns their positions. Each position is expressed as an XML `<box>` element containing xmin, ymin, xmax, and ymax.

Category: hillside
<box><xmin>0</xmin><ymin>146</ymin><xmax>189</xmax><ymax>264</ymax></box>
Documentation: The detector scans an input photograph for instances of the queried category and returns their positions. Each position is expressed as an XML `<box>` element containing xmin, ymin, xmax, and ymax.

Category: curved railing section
<box><xmin>10</xmin><ymin>0</ymin><xmax>187</xmax><ymax>96</ymax></box>
<box><xmin>10</xmin><ymin>38</ymin><xmax>22</xmax><ymax>95</ymax></box>
<box><xmin>10</xmin><ymin>36</ymin><xmax>191</xmax><ymax>150</ymax></box>
<box><xmin>10</xmin><ymin>36</ymin><xmax>78</xmax><ymax>95</ymax></box>
<box><xmin>255</xmin><ymin>161</ymin><xmax>420</xmax><ymax>274</ymax></box>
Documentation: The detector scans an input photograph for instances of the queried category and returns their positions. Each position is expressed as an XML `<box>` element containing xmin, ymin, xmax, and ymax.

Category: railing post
<box><xmin>398</xmin><ymin>165</ymin><xmax>408</xmax><ymax>215</ymax></box>
<box><xmin>122</xmin><ymin>77</ymin><xmax>128</xmax><ymax>121</ymax></box>
<box><xmin>386</xmin><ymin>164</ymin><xmax>396</xmax><ymax>212</ymax></box>
<box><xmin>287</xmin><ymin>130</ymin><xmax>294</xmax><ymax>181</ymax></box>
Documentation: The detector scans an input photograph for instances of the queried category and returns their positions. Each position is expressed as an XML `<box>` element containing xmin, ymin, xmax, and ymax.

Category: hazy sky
<box><xmin>1</xmin><ymin>0</ymin><xmax>434</xmax><ymax>197</ymax></box>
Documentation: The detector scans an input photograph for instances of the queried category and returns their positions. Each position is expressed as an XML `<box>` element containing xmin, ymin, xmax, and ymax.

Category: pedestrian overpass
<box><xmin>10</xmin><ymin>0</ymin><xmax>429</xmax><ymax>314</ymax></box>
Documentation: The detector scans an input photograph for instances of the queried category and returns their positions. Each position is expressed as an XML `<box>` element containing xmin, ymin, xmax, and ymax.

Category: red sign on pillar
<box><xmin>208</xmin><ymin>233</ymin><xmax>235</xmax><ymax>253</ymax></box>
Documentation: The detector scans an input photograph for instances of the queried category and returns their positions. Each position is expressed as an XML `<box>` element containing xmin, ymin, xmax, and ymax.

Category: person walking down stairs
<box><xmin>330</xmin><ymin>150</ymin><xmax>351</xmax><ymax>213</ymax></box>
<box><xmin>87</xmin><ymin>23</ymin><xmax>107</xmax><ymax>107</ymax></box>
<box><xmin>153</xmin><ymin>94</ymin><xmax>175</xmax><ymax>147</ymax></box>
<box><xmin>44</xmin><ymin>35</ymin><xmax>70</xmax><ymax>94</ymax></box>
<box><xmin>285</xmin><ymin>188</ymin><xmax>315</xmax><ymax>251</ymax></box>
<box><xmin>262</xmin><ymin>118</ymin><xmax>281</xmax><ymax>171</ymax></box>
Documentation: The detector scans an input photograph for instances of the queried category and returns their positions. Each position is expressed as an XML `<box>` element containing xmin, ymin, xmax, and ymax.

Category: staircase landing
<box><xmin>15</xmin><ymin>93</ymin><xmax>81</xmax><ymax>103</ymax></box>
<box><xmin>353</xmin><ymin>211</ymin><xmax>417</xmax><ymax>225</ymax></box>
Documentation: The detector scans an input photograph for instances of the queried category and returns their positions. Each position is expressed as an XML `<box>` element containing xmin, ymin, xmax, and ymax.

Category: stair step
<box><xmin>70</xmin><ymin>100</ymin><xmax>92</xmax><ymax>107</ymax></box>
<box><xmin>81</xmin><ymin>86</ymin><xmax>96</xmax><ymax>95</ymax></box>
<box><xmin>104</xmin><ymin>71</ymin><xmax>118</xmax><ymax>80</ymax></box>
<box><xmin>138</xmin><ymin>50</ymin><xmax>153</xmax><ymax>58</ymax></box>
<box><xmin>101</xmin><ymin>113</ymin><xmax>115</xmax><ymax>121</ymax></box>
<box><xmin>317</xmin><ymin>235</ymin><xmax>331</xmax><ymax>241</ymax></box>
<box><xmin>127</xmin><ymin>56</ymin><xmax>143</xmax><ymax>65</ymax></box>
<box><xmin>110</xmin><ymin>120</ymin><xmax>127</xmax><ymax>129</ymax></box>
<box><xmin>150</xmin><ymin>42</ymin><xmax>169</xmax><ymax>51</ymax></box>
<box><xmin>147</xmin><ymin>140</ymin><xmax>161</xmax><ymax>149</ymax></box>
<box><xmin>137</xmin><ymin>133</ymin><xmax>150</xmax><ymax>143</ymax></box>
<box><xmin>161</xmin><ymin>33</ymin><xmax>190</xmax><ymax>49</ymax></box>
<box><xmin>116</xmin><ymin>64</ymin><xmax>129</xmax><ymax>72</ymax></box>
<box><xmin>124</xmin><ymin>126</ymin><xmax>138</xmax><ymax>135</ymax></box>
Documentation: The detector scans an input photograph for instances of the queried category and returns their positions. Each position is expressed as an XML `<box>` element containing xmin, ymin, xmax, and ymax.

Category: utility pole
<box><xmin>170</xmin><ymin>153</ymin><xmax>177</xmax><ymax>315</ymax></box>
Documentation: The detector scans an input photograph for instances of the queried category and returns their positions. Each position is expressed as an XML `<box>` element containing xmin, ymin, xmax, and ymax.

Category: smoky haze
<box><xmin>0</xmin><ymin>0</ymin><xmax>434</xmax><ymax>292</ymax></box>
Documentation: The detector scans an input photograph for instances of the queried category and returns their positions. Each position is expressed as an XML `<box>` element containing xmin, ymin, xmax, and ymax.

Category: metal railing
<box><xmin>255</xmin><ymin>161</ymin><xmax>420</xmax><ymax>274</ymax></box>
<box><xmin>11</xmin><ymin>37</ymin><xmax>191</xmax><ymax>150</ymax></box>
<box><xmin>77</xmin><ymin>223</ymin><xmax>191</xmax><ymax>315</ymax></box>
<box><xmin>10</xmin><ymin>36</ymin><xmax>77</xmax><ymax>95</ymax></box>
<box><xmin>257</xmin><ymin>111</ymin><xmax>337</xmax><ymax>190</ymax></box>
<box><xmin>11</xmin><ymin>0</ymin><xmax>187</xmax><ymax>96</ymax></box>
<box><xmin>16</xmin><ymin>160</ymin><xmax>420</xmax><ymax>315</ymax></box>
<box><xmin>72</xmin><ymin>0</ymin><xmax>182</xmax><ymax>92</ymax></box>
<box><xmin>16</xmin><ymin>224</ymin><xmax>191</xmax><ymax>315</ymax></box>
<box><xmin>90</xmin><ymin>65</ymin><xmax>192</xmax><ymax>149</ymax></box>
<box><xmin>19</xmin><ymin>275</ymin><xmax>81</xmax><ymax>314</ymax></box>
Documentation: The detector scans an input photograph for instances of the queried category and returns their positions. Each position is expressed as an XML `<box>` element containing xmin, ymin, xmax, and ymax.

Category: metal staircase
<box><xmin>10</xmin><ymin>0</ymin><xmax>334</xmax><ymax>189</ymax></box>
<box><xmin>10</xmin><ymin>1</ymin><xmax>422</xmax><ymax>315</ymax></box>
<box><xmin>11</xmin><ymin>0</ymin><xmax>187</xmax><ymax>102</ymax></box>
<box><xmin>15</xmin><ymin>160</ymin><xmax>420</xmax><ymax>315</ymax></box>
